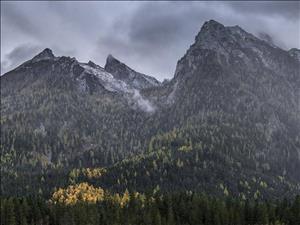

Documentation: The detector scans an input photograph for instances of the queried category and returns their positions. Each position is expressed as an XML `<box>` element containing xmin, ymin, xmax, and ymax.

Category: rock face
<box><xmin>105</xmin><ymin>54</ymin><xmax>160</xmax><ymax>89</ymax></box>
<box><xmin>1</xmin><ymin>20</ymin><xmax>300</xmax><ymax>198</ymax></box>
<box><xmin>173</xmin><ymin>20</ymin><xmax>300</xmax><ymax>117</ymax></box>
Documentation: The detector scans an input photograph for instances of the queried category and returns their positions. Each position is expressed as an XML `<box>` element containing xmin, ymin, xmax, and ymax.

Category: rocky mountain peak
<box><xmin>199</xmin><ymin>19</ymin><xmax>225</xmax><ymax>33</ymax></box>
<box><xmin>194</xmin><ymin>20</ymin><xmax>226</xmax><ymax>43</ymax></box>
<box><xmin>32</xmin><ymin>48</ymin><xmax>55</xmax><ymax>62</ymax></box>
<box><xmin>174</xmin><ymin>19</ymin><xmax>297</xmax><ymax>82</ymax></box>
<box><xmin>105</xmin><ymin>54</ymin><xmax>125</xmax><ymax>71</ymax></box>
<box><xmin>104</xmin><ymin>54</ymin><xmax>130</xmax><ymax>79</ymax></box>
<box><xmin>194</xmin><ymin>20</ymin><xmax>260</xmax><ymax>51</ymax></box>
<box><xmin>106</xmin><ymin>54</ymin><xmax>119</xmax><ymax>64</ymax></box>
<box><xmin>105</xmin><ymin>54</ymin><xmax>160</xmax><ymax>89</ymax></box>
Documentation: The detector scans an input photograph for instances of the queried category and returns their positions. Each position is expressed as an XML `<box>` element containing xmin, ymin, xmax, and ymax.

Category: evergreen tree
<box><xmin>290</xmin><ymin>195</ymin><xmax>300</xmax><ymax>225</ymax></box>
<box><xmin>4</xmin><ymin>198</ymin><xmax>16</xmax><ymax>225</ymax></box>
<box><xmin>166</xmin><ymin>196</ymin><xmax>175</xmax><ymax>225</ymax></box>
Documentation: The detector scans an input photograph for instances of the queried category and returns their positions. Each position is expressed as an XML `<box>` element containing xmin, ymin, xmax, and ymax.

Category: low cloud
<box><xmin>1</xmin><ymin>44</ymin><xmax>40</xmax><ymax>74</ymax></box>
<box><xmin>132</xmin><ymin>89</ymin><xmax>156</xmax><ymax>113</ymax></box>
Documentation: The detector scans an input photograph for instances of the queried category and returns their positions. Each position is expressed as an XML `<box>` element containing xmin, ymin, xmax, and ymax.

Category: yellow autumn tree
<box><xmin>120</xmin><ymin>189</ymin><xmax>130</xmax><ymax>207</ymax></box>
<box><xmin>108</xmin><ymin>189</ymin><xmax>146</xmax><ymax>208</ymax></box>
<box><xmin>69</xmin><ymin>167</ymin><xmax>107</xmax><ymax>182</ymax></box>
<box><xmin>82</xmin><ymin>167</ymin><xmax>107</xmax><ymax>179</ymax></box>
<box><xmin>51</xmin><ymin>182</ymin><xmax>104</xmax><ymax>205</ymax></box>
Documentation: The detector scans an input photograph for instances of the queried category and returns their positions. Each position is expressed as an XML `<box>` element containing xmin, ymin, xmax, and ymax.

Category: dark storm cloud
<box><xmin>1</xmin><ymin>1</ymin><xmax>299</xmax><ymax>79</ymax></box>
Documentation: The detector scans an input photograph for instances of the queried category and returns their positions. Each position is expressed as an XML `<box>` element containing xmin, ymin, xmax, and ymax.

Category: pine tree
<box><xmin>153</xmin><ymin>207</ymin><xmax>162</xmax><ymax>225</ymax></box>
<box><xmin>290</xmin><ymin>195</ymin><xmax>300</xmax><ymax>225</ymax></box>
<box><xmin>167</xmin><ymin>205</ymin><xmax>176</xmax><ymax>225</ymax></box>
<box><xmin>190</xmin><ymin>195</ymin><xmax>203</xmax><ymax>225</ymax></box>
<box><xmin>256</xmin><ymin>202</ymin><xmax>269</xmax><ymax>225</ymax></box>
<box><xmin>4</xmin><ymin>198</ymin><xmax>16</xmax><ymax>225</ymax></box>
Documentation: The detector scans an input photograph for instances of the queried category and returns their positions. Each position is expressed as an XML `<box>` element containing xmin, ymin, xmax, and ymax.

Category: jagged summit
<box><xmin>201</xmin><ymin>19</ymin><xmax>225</xmax><ymax>31</ymax></box>
<box><xmin>106</xmin><ymin>54</ymin><xmax>119</xmax><ymax>64</ymax></box>
<box><xmin>104</xmin><ymin>54</ymin><xmax>128</xmax><ymax>77</ymax></box>
<box><xmin>32</xmin><ymin>48</ymin><xmax>55</xmax><ymax>62</ymax></box>
<box><xmin>288</xmin><ymin>48</ymin><xmax>300</xmax><ymax>62</ymax></box>
<box><xmin>105</xmin><ymin>54</ymin><xmax>160</xmax><ymax>89</ymax></box>
<box><xmin>195</xmin><ymin>20</ymin><xmax>225</xmax><ymax>42</ymax></box>
<box><xmin>194</xmin><ymin>19</ymin><xmax>280</xmax><ymax>51</ymax></box>
<box><xmin>174</xmin><ymin>19</ymin><xmax>295</xmax><ymax>81</ymax></box>
<box><xmin>194</xmin><ymin>20</ymin><xmax>261</xmax><ymax>51</ymax></box>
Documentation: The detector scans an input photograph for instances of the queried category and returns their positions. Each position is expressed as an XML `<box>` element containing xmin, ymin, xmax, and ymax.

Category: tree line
<box><xmin>1</xmin><ymin>192</ymin><xmax>299</xmax><ymax>225</ymax></box>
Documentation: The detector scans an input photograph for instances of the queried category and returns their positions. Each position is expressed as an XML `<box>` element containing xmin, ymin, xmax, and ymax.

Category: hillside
<box><xmin>1</xmin><ymin>20</ymin><xmax>300</xmax><ymax>199</ymax></box>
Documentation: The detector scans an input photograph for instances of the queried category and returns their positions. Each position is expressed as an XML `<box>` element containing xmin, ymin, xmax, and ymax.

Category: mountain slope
<box><xmin>1</xmin><ymin>49</ymin><xmax>160</xmax><ymax>196</ymax></box>
<box><xmin>161</xmin><ymin>20</ymin><xmax>300</xmax><ymax>180</ymax></box>
<box><xmin>1</xmin><ymin>20</ymin><xmax>299</xmax><ymax>199</ymax></box>
<box><xmin>98</xmin><ymin>20</ymin><xmax>300</xmax><ymax>198</ymax></box>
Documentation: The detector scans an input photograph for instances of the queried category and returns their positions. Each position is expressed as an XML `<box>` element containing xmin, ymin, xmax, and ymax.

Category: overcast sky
<box><xmin>1</xmin><ymin>1</ymin><xmax>299</xmax><ymax>80</ymax></box>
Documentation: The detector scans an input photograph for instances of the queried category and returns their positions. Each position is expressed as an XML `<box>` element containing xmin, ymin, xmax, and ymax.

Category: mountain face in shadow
<box><xmin>1</xmin><ymin>20</ymin><xmax>299</xmax><ymax>199</ymax></box>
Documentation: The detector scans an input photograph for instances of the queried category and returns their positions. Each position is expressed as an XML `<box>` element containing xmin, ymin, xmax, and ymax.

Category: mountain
<box><xmin>1</xmin><ymin>48</ymin><xmax>159</xmax><ymax>195</ymax></box>
<box><xmin>105</xmin><ymin>54</ymin><xmax>160</xmax><ymax>89</ymax></box>
<box><xmin>172</xmin><ymin>20</ymin><xmax>300</xmax><ymax>133</ymax></box>
<box><xmin>95</xmin><ymin>20</ymin><xmax>300</xmax><ymax>199</ymax></box>
<box><xmin>1</xmin><ymin>20</ymin><xmax>299</xmax><ymax>199</ymax></box>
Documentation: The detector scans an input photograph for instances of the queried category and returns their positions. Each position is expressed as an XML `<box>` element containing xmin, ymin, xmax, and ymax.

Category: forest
<box><xmin>1</xmin><ymin>12</ymin><xmax>300</xmax><ymax>225</ymax></box>
<box><xmin>1</xmin><ymin>186</ymin><xmax>300</xmax><ymax>225</ymax></box>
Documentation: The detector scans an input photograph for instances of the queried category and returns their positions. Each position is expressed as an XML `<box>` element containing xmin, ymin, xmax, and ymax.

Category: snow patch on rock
<box><xmin>79</xmin><ymin>63</ymin><xmax>156</xmax><ymax>113</ymax></box>
<box><xmin>80</xmin><ymin>64</ymin><xmax>130</xmax><ymax>93</ymax></box>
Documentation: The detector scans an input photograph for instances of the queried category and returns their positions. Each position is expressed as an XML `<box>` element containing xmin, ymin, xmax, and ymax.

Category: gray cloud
<box><xmin>6</xmin><ymin>45</ymin><xmax>40</xmax><ymax>63</ymax></box>
<box><xmin>1</xmin><ymin>1</ymin><xmax>299</xmax><ymax>78</ymax></box>
<box><xmin>227</xmin><ymin>1</ymin><xmax>300</xmax><ymax>19</ymax></box>
<box><xmin>1</xmin><ymin>44</ymin><xmax>40</xmax><ymax>74</ymax></box>
<box><xmin>1</xmin><ymin>2</ymin><xmax>40</xmax><ymax>38</ymax></box>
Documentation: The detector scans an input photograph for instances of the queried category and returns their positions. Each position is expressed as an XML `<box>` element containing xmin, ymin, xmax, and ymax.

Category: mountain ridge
<box><xmin>1</xmin><ymin>20</ymin><xmax>299</xmax><ymax>199</ymax></box>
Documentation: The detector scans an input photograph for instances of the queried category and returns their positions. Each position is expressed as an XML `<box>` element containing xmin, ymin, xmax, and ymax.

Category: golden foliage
<box><xmin>120</xmin><ymin>189</ymin><xmax>130</xmax><ymax>207</ymax></box>
<box><xmin>51</xmin><ymin>182</ymin><xmax>104</xmax><ymax>205</ymax></box>
<box><xmin>51</xmin><ymin>182</ymin><xmax>147</xmax><ymax>208</ymax></box>
<box><xmin>69</xmin><ymin>167</ymin><xmax>107</xmax><ymax>180</ymax></box>
<box><xmin>82</xmin><ymin>168</ymin><xmax>107</xmax><ymax>179</ymax></box>
<box><xmin>108</xmin><ymin>190</ymin><xmax>146</xmax><ymax>208</ymax></box>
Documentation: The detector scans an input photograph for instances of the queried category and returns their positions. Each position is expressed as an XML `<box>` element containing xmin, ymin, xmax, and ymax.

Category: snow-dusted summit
<box><xmin>77</xmin><ymin>60</ymin><xmax>156</xmax><ymax>112</ymax></box>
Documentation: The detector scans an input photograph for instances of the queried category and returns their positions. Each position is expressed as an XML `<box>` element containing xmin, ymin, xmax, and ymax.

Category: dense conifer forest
<box><xmin>1</xmin><ymin>193</ymin><xmax>300</xmax><ymax>225</ymax></box>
